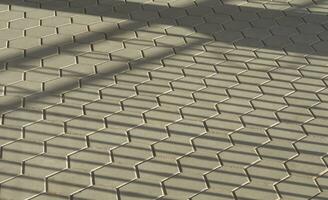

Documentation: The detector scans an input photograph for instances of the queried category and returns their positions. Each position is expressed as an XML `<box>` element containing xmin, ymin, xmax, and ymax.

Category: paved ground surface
<box><xmin>0</xmin><ymin>0</ymin><xmax>328</xmax><ymax>199</ymax></box>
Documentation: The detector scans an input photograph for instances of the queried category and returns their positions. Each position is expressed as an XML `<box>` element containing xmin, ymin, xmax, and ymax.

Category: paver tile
<box><xmin>0</xmin><ymin>0</ymin><xmax>328</xmax><ymax>199</ymax></box>
<box><xmin>6</xmin><ymin>81</ymin><xmax>41</xmax><ymax>97</ymax></box>
<box><xmin>0</xmin><ymin>70</ymin><xmax>22</xmax><ymax>85</ymax></box>
<box><xmin>47</xmin><ymin>169</ymin><xmax>90</xmax><ymax>196</ymax></box>
<box><xmin>0</xmin><ymin>125</ymin><xmax>21</xmax><ymax>146</ymax></box>
<box><xmin>94</xmin><ymin>163</ymin><xmax>136</xmax><ymax>187</ymax></box>
<box><xmin>0</xmin><ymin>175</ymin><xmax>44</xmax><ymax>200</ymax></box>
<box><xmin>2</xmin><ymin>139</ymin><xmax>43</xmax><ymax>162</ymax></box>
<box><xmin>24</xmin><ymin>120</ymin><xmax>63</xmax><ymax>142</ymax></box>
<box><xmin>0</xmin><ymin>159</ymin><xmax>21</xmax><ymax>182</ymax></box>
<box><xmin>43</xmin><ymin>54</ymin><xmax>76</xmax><ymax>68</ymax></box>
<box><xmin>163</xmin><ymin>173</ymin><xmax>206</xmax><ymax>199</ymax></box>
<box><xmin>45</xmin><ymin>103</ymin><xmax>83</xmax><ymax>122</ymax></box>
<box><xmin>58</xmin><ymin>23</ymin><xmax>88</xmax><ymax>35</ymax></box>
<box><xmin>4</xmin><ymin>108</ymin><xmax>42</xmax><ymax>127</ymax></box>
<box><xmin>41</xmin><ymin>16</ymin><xmax>71</xmax><ymax>27</ymax></box>
<box><xmin>73</xmin><ymin>185</ymin><xmax>117</xmax><ymax>200</ymax></box>
<box><xmin>88</xmin><ymin>127</ymin><xmax>128</xmax><ymax>150</ymax></box>
<box><xmin>69</xmin><ymin>148</ymin><xmax>109</xmax><ymax>172</ymax></box>
<box><xmin>120</xmin><ymin>178</ymin><xmax>162</xmax><ymax>200</ymax></box>
<box><xmin>25</xmin><ymin>9</ymin><xmax>55</xmax><ymax>19</ymax></box>
<box><xmin>46</xmin><ymin>134</ymin><xmax>86</xmax><ymax>157</ymax></box>
<box><xmin>66</xmin><ymin>114</ymin><xmax>105</xmax><ymax>135</ymax></box>
<box><xmin>25</xmin><ymin>26</ymin><xmax>56</xmax><ymax>38</ymax></box>
<box><xmin>0</xmin><ymin>28</ymin><xmax>23</xmax><ymax>40</ymax></box>
<box><xmin>9</xmin><ymin>18</ymin><xmax>39</xmax><ymax>30</ymax></box>
<box><xmin>9</xmin><ymin>36</ymin><xmax>41</xmax><ymax>50</ymax></box>
<box><xmin>0</xmin><ymin>10</ymin><xmax>24</xmax><ymax>22</ymax></box>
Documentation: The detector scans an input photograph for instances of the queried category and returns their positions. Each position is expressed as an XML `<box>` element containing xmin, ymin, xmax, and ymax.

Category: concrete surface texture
<box><xmin>0</xmin><ymin>0</ymin><xmax>328</xmax><ymax>199</ymax></box>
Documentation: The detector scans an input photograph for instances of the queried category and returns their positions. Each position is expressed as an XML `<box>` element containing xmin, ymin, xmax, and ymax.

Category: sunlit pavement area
<box><xmin>0</xmin><ymin>0</ymin><xmax>328</xmax><ymax>199</ymax></box>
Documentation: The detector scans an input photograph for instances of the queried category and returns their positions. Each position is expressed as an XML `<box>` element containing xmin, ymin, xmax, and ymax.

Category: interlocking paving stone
<box><xmin>0</xmin><ymin>0</ymin><xmax>328</xmax><ymax>199</ymax></box>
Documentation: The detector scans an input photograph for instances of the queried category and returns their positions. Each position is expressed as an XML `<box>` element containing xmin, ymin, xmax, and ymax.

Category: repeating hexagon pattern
<box><xmin>0</xmin><ymin>0</ymin><xmax>328</xmax><ymax>200</ymax></box>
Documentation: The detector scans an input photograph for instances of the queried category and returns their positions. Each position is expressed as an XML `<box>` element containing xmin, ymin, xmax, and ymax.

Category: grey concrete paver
<box><xmin>0</xmin><ymin>0</ymin><xmax>328</xmax><ymax>199</ymax></box>
<box><xmin>73</xmin><ymin>185</ymin><xmax>117</xmax><ymax>200</ymax></box>
<box><xmin>47</xmin><ymin>169</ymin><xmax>91</xmax><ymax>196</ymax></box>
<box><xmin>9</xmin><ymin>18</ymin><xmax>39</xmax><ymax>30</ymax></box>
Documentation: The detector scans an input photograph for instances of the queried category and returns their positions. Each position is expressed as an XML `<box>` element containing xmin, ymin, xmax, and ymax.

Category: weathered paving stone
<box><xmin>0</xmin><ymin>0</ymin><xmax>328</xmax><ymax>199</ymax></box>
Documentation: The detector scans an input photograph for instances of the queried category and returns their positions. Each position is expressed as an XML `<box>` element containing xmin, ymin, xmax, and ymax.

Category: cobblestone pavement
<box><xmin>0</xmin><ymin>0</ymin><xmax>328</xmax><ymax>199</ymax></box>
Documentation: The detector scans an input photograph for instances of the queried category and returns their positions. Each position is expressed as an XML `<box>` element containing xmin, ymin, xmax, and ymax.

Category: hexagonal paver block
<box><xmin>264</xmin><ymin>2</ymin><xmax>291</xmax><ymax>11</ymax></box>
<box><xmin>187</xmin><ymin>5</ymin><xmax>214</xmax><ymax>16</ymax></box>
<box><xmin>166</xmin><ymin>26</ymin><xmax>194</xmax><ymax>37</ymax></box>
<box><xmin>223</xmin><ymin>20</ymin><xmax>251</xmax><ymax>31</ymax></box>
<box><xmin>284</xmin><ymin>44</ymin><xmax>315</xmax><ymax>55</ymax></box>
<box><xmin>155</xmin><ymin>35</ymin><xmax>186</xmax><ymax>47</ymax></box>
<box><xmin>43</xmin><ymin>54</ymin><xmax>76</xmax><ymax>68</ymax></box>
<box><xmin>61</xmin><ymin>63</ymin><xmax>94</xmax><ymax>78</ymax></box>
<box><xmin>118</xmin><ymin>20</ymin><xmax>147</xmax><ymax>31</ymax></box>
<box><xmin>204</xmin><ymin>13</ymin><xmax>232</xmax><ymax>24</ymax></box>
<box><xmin>0</xmin><ymin>10</ymin><xmax>24</xmax><ymax>21</ymax></box>
<box><xmin>302</xmin><ymin>14</ymin><xmax>328</xmax><ymax>24</ymax></box>
<box><xmin>243</xmin><ymin>27</ymin><xmax>271</xmax><ymax>39</ymax></box>
<box><xmin>263</xmin><ymin>35</ymin><xmax>292</xmax><ymax>48</ymax></box>
<box><xmin>313</xmin><ymin>41</ymin><xmax>328</xmax><ymax>53</ymax></box>
<box><xmin>25</xmin><ymin>26</ymin><xmax>56</xmax><ymax>38</ymax></box>
<box><xmin>0</xmin><ymin>28</ymin><xmax>23</xmax><ymax>40</ymax></box>
<box><xmin>213</xmin><ymin>30</ymin><xmax>243</xmax><ymax>43</ymax></box>
<box><xmin>56</xmin><ymin>7</ymin><xmax>85</xmax><ymax>18</ymax></box>
<box><xmin>235</xmin><ymin>38</ymin><xmax>264</xmax><ymax>50</ymax></box>
<box><xmin>226</xmin><ymin>49</ymin><xmax>256</xmax><ymax>62</ymax></box>
<box><xmin>102</xmin><ymin>12</ymin><xmax>128</xmax><ymax>24</ymax></box>
<box><xmin>276</xmin><ymin>16</ymin><xmax>304</xmax><ymax>27</ymax></box>
<box><xmin>78</xmin><ymin>52</ymin><xmax>109</xmax><ymax>65</ymax></box>
<box><xmin>72</xmin><ymin>14</ymin><xmax>102</xmax><ymax>25</ymax></box>
<box><xmin>291</xmin><ymin>34</ymin><xmax>319</xmax><ymax>44</ymax></box>
<box><xmin>0</xmin><ymin>21</ymin><xmax>7</xmax><ymax>30</ymax></box>
<box><xmin>110</xmin><ymin>48</ymin><xmax>142</xmax><ymax>61</ymax></box>
<box><xmin>270</xmin><ymin>25</ymin><xmax>298</xmax><ymax>36</ymax></box>
<box><xmin>9</xmin><ymin>18</ymin><xmax>39</xmax><ymax>30</ymax></box>
<box><xmin>41</xmin><ymin>16</ymin><xmax>71</xmax><ymax>27</ymax></box>
<box><xmin>25</xmin><ymin>67</ymin><xmax>59</xmax><ymax>82</ymax></box>
<box><xmin>5</xmin><ymin>80</ymin><xmax>41</xmax><ymax>97</ymax></box>
<box><xmin>177</xmin><ymin>15</ymin><xmax>204</xmax><ymax>27</ymax></box>
<box><xmin>0</xmin><ymin>70</ymin><xmax>22</xmax><ymax>85</ymax></box>
<box><xmin>89</xmin><ymin>21</ymin><xmax>119</xmax><ymax>33</ymax></box>
<box><xmin>93</xmin><ymin>40</ymin><xmax>123</xmax><ymax>53</ymax></box>
<box><xmin>41</xmin><ymin>33</ymin><xmax>74</xmax><ymax>46</ymax></box>
<box><xmin>232</xmin><ymin>10</ymin><xmax>258</xmax><ymax>21</ymax></box>
<box><xmin>107</xmin><ymin>29</ymin><xmax>136</xmax><ymax>40</ymax></box>
<box><xmin>72</xmin><ymin>185</ymin><xmax>116</xmax><ymax>200</ymax></box>
<box><xmin>25</xmin><ymin>9</ymin><xmax>55</xmax><ymax>19</ymax></box>
<box><xmin>159</xmin><ymin>7</ymin><xmax>187</xmax><ymax>19</ymax></box>
<box><xmin>297</xmin><ymin>23</ymin><xmax>325</xmax><ymax>34</ymax></box>
<box><xmin>5</xmin><ymin>58</ymin><xmax>40</xmax><ymax>73</ymax></box>
<box><xmin>114</xmin><ymin>2</ymin><xmax>142</xmax><ymax>14</ymax></box>
<box><xmin>58</xmin><ymin>23</ymin><xmax>88</xmax><ymax>35</ymax></box>
<box><xmin>251</xmin><ymin>18</ymin><xmax>276</xmax><ymax>28</ymax></box>
<box><xmin>195</xmin><ymin>23</ymin><xmax>222</xmax><ymax>34</ymax></box>
<box><xmin>123</xmin><ymin>38</ymin><xmax>154</xmax><ymax>50</ymax></box>
<box><xmin>9</xmin><ymin>37</ymin><xmax>41</xmax><ymax>50</ymax></box>
<box><xmin>74</xmin><ymin>31</ymin><xmax>105</xmax><ymax>44</ymax></box>
<box><xmin>60</xmin><ymin>42</ymin><xmax>91</xmax><ymax>55</ymax></box>
<box><xmin>130</xmin><ymin>10</ymin><xmax>159</xmax><ymax>21</ymax></box>
<box><xmin>47</xmin><ymin>169</ymin><xmax>90</xmax><ymax>196</ymax></box>
<box><xmin>214</xmin><ymin>4</ymin><xmax>240</xmax><ymax>15</ymax></box>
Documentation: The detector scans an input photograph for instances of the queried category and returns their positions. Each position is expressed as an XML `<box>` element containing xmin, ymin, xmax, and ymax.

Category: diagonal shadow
<box><xmin>0</xmin><ymin>0</ymin><xmax>328</xmax><ymax>114</ymax></box>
